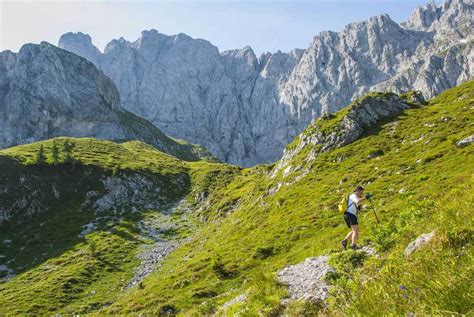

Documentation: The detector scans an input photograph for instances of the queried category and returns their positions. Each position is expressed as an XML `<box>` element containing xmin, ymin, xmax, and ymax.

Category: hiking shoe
<box><xmin>351</xmin><ymin>244</ymin><xmax>358</xmax><ymax>250</ymax></box>
<box><xmin>341</xmin><ymin>240</ymin><xmax>348</xmax><ymax>250</ymax></box>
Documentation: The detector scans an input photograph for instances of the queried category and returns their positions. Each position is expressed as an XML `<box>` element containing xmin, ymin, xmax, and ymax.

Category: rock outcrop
<box><xmin>277</xmin><ymin>256</ymin><xmax>335</xmax><ymax>303</ymax></box>
<box><xmin>0</xmin><ymin>42</ymin><xmax>211</xmax><ymax>161</ymax></box>
<box><xmin>272</xmin><ymin>93</ymin><xmax>411</xmax><ymax>176</ymax></box>
<box><xmin>58</xmin><ymin>0</ymin><xmax>473</xmax><ymax>166</ymax></box>
<box><xmin>277</xmin><ymin>246</ymin><xmax>377</xmax><ymax>305</ymax></box>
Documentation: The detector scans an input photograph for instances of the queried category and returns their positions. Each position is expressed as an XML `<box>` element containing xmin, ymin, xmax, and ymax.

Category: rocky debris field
<box><xmin>277</xmin><ymin>246</ymin><xmax>377</xmax><ymax>304</ymax></box>
<box><xmin>277</xmin><ymin>255</ymin><xmax>335</xmax><ymax>304</ymax></box>
<box><xmin>124</xmin><ymin>240</ymin><xmax>178</xmax><ymax>289</ymax></box>
<box><xmin>124</xmin><ymin>199</ymin><xmax>196</xmax><ymax>290</ymax></box>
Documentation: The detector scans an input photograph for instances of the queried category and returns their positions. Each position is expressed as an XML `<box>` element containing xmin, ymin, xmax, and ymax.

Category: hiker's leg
<box><xmin>351</xmin><ymin>225</ymin><xmax>359</xmax><ymax>246</ymax></box>
<box><xmin>344</xmin><ymin>231</ymin><xmax>352</xmax><ymax>241</ymax></box>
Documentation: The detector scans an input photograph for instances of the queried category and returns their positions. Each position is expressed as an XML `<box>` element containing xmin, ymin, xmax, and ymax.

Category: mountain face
<box><xmin>58</xmin><ymin>0</ymin><xmax>473</xmax><ymax>166</ymax></box>
<box><xmin>60</xmin><ymin>31</ymin><xmax>305</xmax><ymax>166</ymax></box>
<box><xmin>0</xmin><ymin>42</ymin><xmax>214</xmax><ymax>162</ymax></box>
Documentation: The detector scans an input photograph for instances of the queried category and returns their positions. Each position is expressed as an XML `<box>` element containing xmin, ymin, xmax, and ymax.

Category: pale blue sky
<box><xmin>1</xmin><ymin>0</ymin><xmax>436</xmax><ymax>55</ymax></box>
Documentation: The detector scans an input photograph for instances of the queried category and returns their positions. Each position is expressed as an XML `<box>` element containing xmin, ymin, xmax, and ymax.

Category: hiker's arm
<box><xmin>355</xmin><ymin>196</ymin><xmax>366</xmax><ymax>206</ymax></box>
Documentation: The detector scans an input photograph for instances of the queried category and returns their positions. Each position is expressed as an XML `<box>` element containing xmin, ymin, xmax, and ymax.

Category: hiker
<box><xmin>341</xmin><ymin>185</ymin><xmax>371</xmax><ymax>250</ymax></box>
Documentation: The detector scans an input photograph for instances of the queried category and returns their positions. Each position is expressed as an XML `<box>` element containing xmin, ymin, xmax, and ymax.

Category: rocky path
<box><xmin>124</xmin><ymin>240</ymin><xmax>178</xmax><ymax>289</ymax></box>
<box><xmin>123</xmin><ymin>199</ymin><xmax>196</xmax><ymax>290</ymax></box>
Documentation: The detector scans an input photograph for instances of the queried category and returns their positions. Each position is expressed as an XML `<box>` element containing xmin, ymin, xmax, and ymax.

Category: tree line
<box><xmin>32</xmin><ymin>139</ymin><xmax>75</xmax><ymax>165</ymax></box>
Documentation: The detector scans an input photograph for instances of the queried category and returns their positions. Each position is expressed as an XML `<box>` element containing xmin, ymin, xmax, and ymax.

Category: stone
<box><xmin>405</xmin><ymin>231</ymin><xmax>435</xmax><ymax>258</ymax></box>
<box><xmin>368</xmin><ymin>149</ymin><xmax>384</xmax><ymax>159</ymax></box>
<box><xmin>221</xmin><ymin>293</ymin><xmax>248</xmax><ymax>310</ymax></box>
<box><xmin>457</xmin><ymin>135</ymin><xmax>474</xmax><ymax>147</ymax></box>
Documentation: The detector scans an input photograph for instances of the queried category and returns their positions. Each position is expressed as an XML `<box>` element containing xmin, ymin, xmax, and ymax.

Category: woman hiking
<box><xmin>341</xmin><ymin>185</ymin><xmax>371</xmax><ymax>250</ymax></box>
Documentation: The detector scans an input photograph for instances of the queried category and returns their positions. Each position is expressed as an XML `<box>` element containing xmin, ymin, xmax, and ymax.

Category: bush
<box><xmin>112</xmin><ymin>164</ymin><xmax>120</xmax><ymax>176</ymax></box>
<box><xmin>88</xmin><ymin>240</ymin><xmax>97</xmax><ymax>256</ymax></box>
<box><xmin>283</xmin><ymin>300</ymin><xmax>324</xmax><ymax>316</ymax></box>
<box><xmin>329</xmin><ymin>250</ymin><xmax>368</xmax><ymax>273</ymax></box>
<box><xmin>371</xmin><ymin>222</ymin><xmax>399</xmax><ymax>251</ymax></box>
<box><xmin>158</xmin><ymin>304</ymin><xmax>177</xmax><ymax>316</ymax></box>
<box><xmin>253</xmin><ymin>246</ymin><xmax>274</xmax><ymax>259</ymax></box>
<box><xmin>210</xmin><ymin>255</ymin><xmax>238</xmax><ymax>279</ymax></box>
<box><xmin>445</xmin><ymin>228</ymin><xmax>473</xmax><ymax>248</ymax></box>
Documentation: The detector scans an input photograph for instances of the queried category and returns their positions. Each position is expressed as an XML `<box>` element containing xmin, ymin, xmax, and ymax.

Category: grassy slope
<box><xmin>0</xmin><ymin>82</ymin><xmax>472</xmax><ymax>316</ymax></box>
<box><xmin>102</xmin><ymin>81</ymin><xmax>474</xmax><ymax>315</ymax></box>
<box><xmin>0</xmin><ymin>138</ymin><xmax>237</xmax><ymax>315</ymax></box>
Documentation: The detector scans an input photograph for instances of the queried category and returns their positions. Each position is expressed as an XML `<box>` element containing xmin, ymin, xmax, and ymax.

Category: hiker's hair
<box><xmin>354</xmin><ymin>185</ymin><xmax>364</xmax><ymax>192</ymax></box>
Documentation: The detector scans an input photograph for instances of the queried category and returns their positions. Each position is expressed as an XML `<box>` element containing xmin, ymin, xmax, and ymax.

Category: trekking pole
<box><xmin>368</xmin><ymin>197</ymin><xmax>380</xmax><ymax>223</ymax></box>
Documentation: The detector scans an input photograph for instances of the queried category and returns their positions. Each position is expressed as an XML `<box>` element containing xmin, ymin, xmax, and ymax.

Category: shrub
<box><xmin>112</xmin><ymin>164</ymin><xmax>120</xmax><ymax>176</ymax></box>
<box><xmin>329</xmin><ymin>250</ymin><xmax>368</xmax><ymax>273</ymax></box>
<box><xmin>210</xmin><ymin>255</ymin><xmax>238</xmax><ymax>279</ymax></box>
<box><xmin>88</xmin><ymin>240</ymin><xmax>97</xmax><ymax>256</ymax></box>
<box><xmin>253</xmin><ymin>246</ymin><xmax>275</xmax><ymax>259</ymax></box>
<box><xmin>159</xmin><ymin>304</ymin><xmax>177</xmax><ymax>316</ymax></box>
<box><xmin>371</xmin><ymin>222</ymin><xmax>399</xmax><ymax>251</ymax></box>
<box><xmin>283</xmin><ymin>300</ymin><xmax>324</xmax><ymax>316</ymax></box>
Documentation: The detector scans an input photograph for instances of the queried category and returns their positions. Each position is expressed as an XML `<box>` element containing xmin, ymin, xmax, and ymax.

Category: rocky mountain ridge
<box><xmin>58</xmin><ymin>0</ymin><xmax>473</xmax><ymax>166</ymax></box>
<box><xmin>0</xmin><ymin>42</ymin><xmax>213</xmax><ymax>161</ymax></box>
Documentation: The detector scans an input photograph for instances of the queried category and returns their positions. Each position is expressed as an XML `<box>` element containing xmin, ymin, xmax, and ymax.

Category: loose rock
<box><xmin>405</xmin><ymin>231</ymin><xmax>435</xmax><ymax>258</ymax></box>
<box><xmin>222</xmin><ymin>293</ymin><xmax>248</xmax><ymax>310</ymax></box>
<box><xmin>276</xmin><ymin>256</ymin><xmax>335</xmax><ymax>303</ymax></box>
<box><xmin>457</xmin><ymin>135</ymin><xmax>474</xmax><ymax>147</ymax></box>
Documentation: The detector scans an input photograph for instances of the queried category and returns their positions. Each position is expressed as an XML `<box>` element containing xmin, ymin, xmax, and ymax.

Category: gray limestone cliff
<box><xmin>53</xmin><ymin>0</ymin><xmax>472</xmax><ymax>166</ymax></box>
<box><xmin>0</xmin><ymin>42</ymin><xmax>213</xmax><ymax>161</ymax></box>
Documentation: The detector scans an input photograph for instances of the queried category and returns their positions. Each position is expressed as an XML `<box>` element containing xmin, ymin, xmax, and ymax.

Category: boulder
<box><xmin>405</xmin><ymin>231</ymin><xmax>435</xmax><ymax>258</ymax></box>
<box><xmin>457</xmin><ymin>135</ymin><xmax>474</xmax><ymax>147</ymax></box>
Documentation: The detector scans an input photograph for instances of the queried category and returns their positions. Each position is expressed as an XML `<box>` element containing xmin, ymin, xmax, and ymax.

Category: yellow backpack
<box><xmin>338</xmin><ymin>194</ymin><xmax>354</xmax><ymax>212</ymax></box>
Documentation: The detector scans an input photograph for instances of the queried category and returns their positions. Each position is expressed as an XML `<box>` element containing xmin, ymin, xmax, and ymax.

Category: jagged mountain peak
<box><xmin>59</xmin><ymin>31</ymin><xmax>94</xmax><ymax>45</ymax></box>
<box><xmin>57</xmin><ymin>0</ymin><xmax>472</xmax><ymax>166</ymax></box>
<box><xmin>403</xmin><ymin>0</ymin><xmax>473</xmax><ymax>35</ymax></box>
<box><xmin>58</xmin><ymin>32</ymin><xmax>103</xmax><ymax>67</ymax></box>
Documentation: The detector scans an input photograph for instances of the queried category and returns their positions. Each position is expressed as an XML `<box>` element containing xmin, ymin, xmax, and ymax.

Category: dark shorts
<box><xmin>344</xmin><ymin>212</ymin><xmax>358</xmax><ymax>228</ymax></box>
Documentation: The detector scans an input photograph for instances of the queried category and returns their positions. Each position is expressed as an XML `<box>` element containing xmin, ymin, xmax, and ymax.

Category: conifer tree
<box><xmin>50</xmin><ymin>141</ymin><xmax>59</xmax><ymax>165</ymax></box>
<box><xmin>34</xmin><ymin>144</ymin><xmax>46</xmax><ymax>165</ymax></box>
<box><xmin>62</xmin><ymin>139</ymin><xmax>73</xmax><ymax>163</ymax></box>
